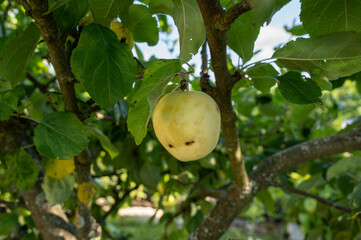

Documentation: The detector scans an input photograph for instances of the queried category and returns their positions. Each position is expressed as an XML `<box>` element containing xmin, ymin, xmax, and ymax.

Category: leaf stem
<box><xmin>11</xmin><ymin>113</ymin><xmax>39</xmax><ymax>123</ymax></box>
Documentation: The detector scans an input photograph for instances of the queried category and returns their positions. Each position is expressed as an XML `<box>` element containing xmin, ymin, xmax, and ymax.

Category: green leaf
<box><xmin>89</xmin><ymin>0</ymin><xmax>131</xmax><ymax>26</ymax></box>
<box><xmin>257</xmin><ymin>189</ymin><xmax>275</xmax><ymax>214</ymax></box>
<box><xmin>327</xmin><ymin>156</ymin><xmax>361</xmax><ymax>180</ymax></box>
<box><xmin>127</xmin><ymin>59</ymin><xmax>182</xmax><ymax>145</ymax></box>
<box><xmin>45</xmin><ymin>0</ymin><xmax>69</xmax><ymax>14</ymax></box>
<box><xmin>139</xmin><ymin>163</ymin><xmax>160</xmax><ymax>189</ymax></box>
<box><xmin>247</xmin><ymin>63</ymin><xmax>278</xmax><ymax>93</ymax></box>
<box><xmin>284</xmin><ymin>24</ymin><xmax>307</xmax><ymax>36</ymax></box>
<box><xmin>173</xmin><ymin>0</ymin><xmax>206</xmax><ymax>61</ymax></box>
<box><xmin>127</xmin><ymin>98</ymin><xmax>150</xmax><ymax>145</ymax></box>
<box><xmin>0</xmin><ymin>37</ymin><xmax>7</xmax><ymax>54</ymax></box>
<box><xmin>313</xmin><ymin>77</ymin><xmax>332</xmax><ymax>91</ymax></box>
<box><xmin>250</xmin><ymin>0</ymin><xmax>291</xmax><ymax>27</ymax></box>
<box><xmin>276</xmin><ymin>72</ymin><xmax>322</xmax><ymax>104</ymax></box>
<box><xmin>5</xmin><ymin>149</ymin><xmax>38</xmax><ymax>191</ymax></box>
<box><xmin>34</xmin><ymin>112</ymin><xmax>90</xmax><ymax>159</ymax></box>
<box><xmin>0</xmin><ymin>23</ymin><xmax>41</xmax><ymax>86</ymax></box>
<box><xmin>300</xmin><ymin>0</ymin><xmax>361</xmax><ymax>37</ymax></box>
<box><xmin>186</xmin><ymin>210</ymin><xmax>204</xmax><ymax>232</ymax></box>
<box><xmin>90</xmin><ymin>128</ymin><xmax>119</xmax><ymax>159</ymax></box>
<box><xmin>0</xmin><ymin>213</ymin><xmax>18</xmax><ymax>236</ymax></box>
<box><xmin>149</xmin><ymin>0</ymin><xmax>174</xmax><ymax>15</ymax></box>
<box><xmin>273</xmin><ymin>32</ymin><xmax>361</xmax><ymax>80</ymax></box>
<box><xmin>228</xmin><ymin>13</ymin><xmax>260</xmax><ymax>63</ymax></box>
<box><xmin>121</xmin><ymin>5</ymin><xmax>159</xmax><ymax>46</ymax></box>
<box><xmin>0</xmin><ymin>89</ymin><xmax>18</xmax><ymax>120</ymax></box>
<box><xmin>71</xmin><ymin>24</ymin><xmax>137</xmax><ymax>108</ymax></box>
<box><xmin>53</xmin><ymin>0</ymin><xmax>88</xmax><ymax>34</ymax></box>
<box><xmin>42</xmin><ymin>174</ymin><xmax>75</xmax><ymax>206</ymax></box>
<box><xmin>353</xmin><ymin>182</ymin><xmax>361</xmax><ymax>200</ymax></box>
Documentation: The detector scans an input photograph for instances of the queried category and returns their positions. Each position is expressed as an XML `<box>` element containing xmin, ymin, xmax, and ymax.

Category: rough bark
<box><xmin>196</xmin><ymin>0</ymin><xmax>250</xmax><ymax>191</ymax></box>
<box><xmin>191</xmin><ymin>125</ymin><xmax>361</xmax><ymax>239</ymax></box>
<box><xmin>16</xmin><ymin>0</ymin><xmax>96</xmax><ymax>239</ymax></box>
<box><xmin>192</xmin><ymin>1</ymin><xmax>361</xmax><ymax>239</ymax></box>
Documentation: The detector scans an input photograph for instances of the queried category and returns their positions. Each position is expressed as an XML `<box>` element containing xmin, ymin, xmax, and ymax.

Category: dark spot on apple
<box><xmin>185</xmin><ymin>140</ymin><xmax>195</xmax><ymax>146</ymax></box>
<box><xmin>168</xmin><ymin>144</ymin><xmax>174</xmax><ymax>148</ymax></box>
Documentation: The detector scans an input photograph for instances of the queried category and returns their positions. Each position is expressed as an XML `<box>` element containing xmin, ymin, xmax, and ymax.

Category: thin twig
<box><xmin>101</xmin><ymin>184</ymin><xmax>139</xmax><ymax>222</ymax></box>
<box><xmin>3</xmin><ymin>1</ymin><xmax>13</xmax><ymax>21</ymax></box>
<box><xmin>26</xmin><ymin>72</ymin><xmax>48</xmax><ymax>93</ymax></box>
<box><xmin>273</xmin><ymin>183</ymin><xmax>352</xmax><ymax>214</ymax></box>
<box><xmin>199</xmin><ymin>37</ymin><xmax>216</xmax><ymax>97</ymax></box>
<box><xmin>133</xmin><ymin>56</ymin><xmax>146</xmax><ymax>69</ymax></box>
<box><xmin>201</xmin><ymin>36</ymin><xmax>208</xmax><ymax>75</ymax></box>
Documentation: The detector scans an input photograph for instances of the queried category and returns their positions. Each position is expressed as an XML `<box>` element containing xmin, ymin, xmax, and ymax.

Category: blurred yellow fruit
<box><xmin>45</xmin><ymin>157</ymin><xmax>75</xmax><ymax>179</ymax></box>
<box><xmin>110</xmin><ymin>22</ymin><xmax>134</xmax><ymax>49</ymax></box>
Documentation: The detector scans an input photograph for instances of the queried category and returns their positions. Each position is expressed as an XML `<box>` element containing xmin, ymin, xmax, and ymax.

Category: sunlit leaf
<box><xmin>327</xmin><ymin>156</ymin><xmax>361</xmax><ymax>180</ymax></box>
<box><xmin>273</xmin><ymin>32</ymin><xmax>361</xmax><ymax>80</ymax></box>
<box><xmin>90</xmin><ymin>128</ymin><xmax>119</xmax><ymax>159</ymax></box>
<box><xmin>127</xmin><ymin>59</ymin><xmax>182</xmax><ymax>145</ymax></box>
<box><xmin>121</xmin><ymin>5</ymin><xmax>159</xmax><ymax>46</ymax></box>
<box><xmin>228</xmin><ymin>13</ymin><xmax>260</xmax><ymax>63</ymax></box>
<box><xmin>173</xmin><ymin>0</ymin><xmax>206</xmax><ymax>61</ymax></box>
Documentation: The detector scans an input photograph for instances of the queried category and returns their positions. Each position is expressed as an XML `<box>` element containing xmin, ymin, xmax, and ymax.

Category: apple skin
<box><xmin>153</xmin><ymin>91</ymin><xmax>221</xmax><ymax>161</ymax></box>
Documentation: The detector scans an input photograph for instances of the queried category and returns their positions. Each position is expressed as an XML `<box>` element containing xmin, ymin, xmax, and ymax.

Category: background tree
<box><xmin>1</xmin><ymin>0</ymin><xmax>361</xmax><ymax>240</ymax></box>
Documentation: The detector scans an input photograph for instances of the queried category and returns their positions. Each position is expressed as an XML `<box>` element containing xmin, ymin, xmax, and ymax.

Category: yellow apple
<box><xmin>110</xmin><ymin>22</ymin><xmax>134</xmax><ymax>49</ymax></box>
<box><xmin>153</xmin><ymin>91</ymin><xmax>221</xmax><ymax>161</ymax></box>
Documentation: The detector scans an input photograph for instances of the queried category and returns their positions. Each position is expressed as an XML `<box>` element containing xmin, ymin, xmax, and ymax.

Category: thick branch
<box><xmin>214</xmin><ymin>0</ymin><xmax>254</xmax><ymax>31</ymax></box>
<box><xmin>196</xmin><ymin>0</ymin><xmax>249</xmax><ymax>190</ymax></box>
<box><xmin>21</xmin><ymin>183</ymin><xmax>77</xmax><ymax>240</ymax></box>
<box><xmin>27</xmin><ymin>0</ymin><xmax>78</xmax><ymax>113</ymax></box>
<box><xmin>18</xmin><ymin>0</ymin><xmax>96</xmax><ymax>239</ymax></box>
<box><xmin>273</xmin><ymin>183</ymin><xmax>352</xmax><ymax>214</ymax></box>
<box><xmin>191</xmin><ymin>125</ymin><xmax>361</xmax><ymax>240</ymax></box>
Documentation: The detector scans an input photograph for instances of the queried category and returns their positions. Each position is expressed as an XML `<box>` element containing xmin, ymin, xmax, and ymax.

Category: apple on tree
<box><xmin>153</xmin><ymin>91</ymin><xmax>221</xmax><ymax>161</ymax></box>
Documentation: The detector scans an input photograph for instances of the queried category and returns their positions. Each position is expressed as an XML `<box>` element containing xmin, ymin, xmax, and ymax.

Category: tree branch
<box><xmin>18</xmin><ymin>0</ymin><xmax>96</xmax><ymax>239</ymax></box>
<box><xmin>26</xmin><ymin>72</ymin><xmax>48</xmax><ymax>93</ymax></box>
<box><xmin>273</xmin><ymin>183</ymin><xmax>352</xmax><ymax>214</ymax></box>
<box><xmin>196</xmin><ymin>0</ymin><xmax>250</xmax><ymax>191</ymax></box>
<box><xmin>199</xmin><ymin>37</ymin><xmax>216</xmax><ymax>98</ymax></box>
<box><xmin>101</xmin><ymin>184</ymin><xmax>139</xmax><ymax>222</ymax></box>
<box><xmin>191</xmin><ymin>124</ymin><xmax>361</xmax><ymax>239</ymax></box>
<box><xmin>26</xmin><ymin>0</ymin><xmax>78</xmax><ymax>113</ymax></box>
<box><xmin>213</xmin><ymin>0</ymin><xmax>254</xmax><ymax>31</ymax></box>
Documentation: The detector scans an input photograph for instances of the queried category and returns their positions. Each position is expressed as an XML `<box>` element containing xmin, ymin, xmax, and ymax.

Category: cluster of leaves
<box><xmin>0</xmin><ymin>0</ymin><xmax>360</xmax><ymax>239</ymax></box>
